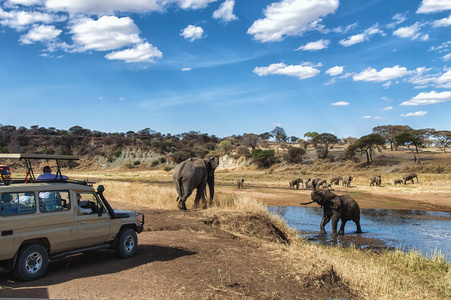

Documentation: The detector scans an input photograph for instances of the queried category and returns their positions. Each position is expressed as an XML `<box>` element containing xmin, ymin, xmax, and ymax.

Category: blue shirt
<box><xmin>37</xmin><ymin>172</ymin><xmax>67</xmax><ymax>181</ymax></box>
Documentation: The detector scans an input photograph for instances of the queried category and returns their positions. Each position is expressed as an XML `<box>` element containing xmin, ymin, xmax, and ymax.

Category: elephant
<box><xmin>318</xmin><ymin>182</ymin><xmax>331</xmax><ymax>190</ymax></box>
<box><xmin>237</xmin><ymin>178</ymin><xmax>244</xmax><ymax>189</ymax></box>
<box><xmin>305</xmin><ymin>178</ymin><xmax>320</xmax><ymax>190</ymax></box>
<box><xmin>289</xmin><ymin>178</ymin><xmax>303</xmax><ymax>190</ymax></box>
<box><xmin>403</xmin><ymin>173</ymin><xmax>419</xmax><ymax>184</ymax></box>
<box><xmin>329</xmin><ymin>176</ymin><xmax>342</xmax><ymax>186</ymax></box>
<box><xmin>301</xmin><ymin>190</ymin><xmax>362</xmax><ymax>236</ymax></box>
<box><xmin>394</xmin><ymin>179</ymin><xmax>403</xmax><ymax>185</ymax></box>
<box><xmin>342</xmin><ymin>176</ymin><xmax>353</xmax><ymax>187</ymax></box>
<box><xmin>172</xmin><ymin>156</ymin><xmax>220</xmax><ymax>210</ymax></box>
<box><xmin>370</xmin><ymin>175</ymin><xmax>381</xmax><ymax>187</ymax></box>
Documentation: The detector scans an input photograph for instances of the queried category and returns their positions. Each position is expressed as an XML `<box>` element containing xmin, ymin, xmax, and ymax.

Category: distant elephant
<box><xmin>301</xmin><ymin>190</ymin><xmax>362</xmax><ymax>236</ymax></box>
<box><xmin>305</xmin><ymin>178</ymin><xmax>320</xmax><ymax>190</ymax></box>
<box><xmin>330</xmin><ymin>176</ymin><xmax>342</xmax><ymax>186</ymax></box>
<box><xmin>237</xmin><ymin>178</ymin><xmax>244</xmax><ymax>189</ymax></box>
<box><xmin>318</xmin><ymin>182</ymin><xmax>331</xmax><ymax>190</ymax></box>
<box><xmin>172</xmin><ymin>156</ymin><xmax>220</xmax><ymax>210</ymax></box>
<box><xmin>342</xmin><ymin>176</ymin><xmax>353</xmax><ymax>187</ymax></box>
<box><xmin>370</xmin><ymin>175</ymin><xmax>381</xmax><ymax>187</ymax></box>
<box><xmin>289</xmin><ymin>178</ymin><xmax>303</xmax><ymax>190</ymax></box>
<box><xmin>403</xmin><ymin>173</ymin><xmax>418</xmax><ymax>184</ymax></box>
<box><xmin>394</xmin><ymin>179</ymin><xmax>403</xmax><ymax>185</ymax></box>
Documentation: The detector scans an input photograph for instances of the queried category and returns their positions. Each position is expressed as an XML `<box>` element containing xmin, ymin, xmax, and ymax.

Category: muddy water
<box><xmin>268</xmin><ymin>206</ymin><xmax>451</xmax><ymax>259</ymax></box>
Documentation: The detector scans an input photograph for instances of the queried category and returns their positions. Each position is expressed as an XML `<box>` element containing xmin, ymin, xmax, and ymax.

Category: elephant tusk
<box><xmin>300</xmin><ymin>201</ymin><xmax>314</xmax><ymax>205</ymax></box>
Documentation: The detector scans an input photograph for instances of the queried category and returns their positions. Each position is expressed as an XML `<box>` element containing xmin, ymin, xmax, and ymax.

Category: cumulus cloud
<box><xmin>213</xmin><ymin>0</ymin><xmax>237</xmax><ymax>22</ymax></box>
<box><xmin>401</xmin><ymin>91</ymin><xmax>451</xmax><ymax>106</ymax></box>
<box><xmin>417</xmin><ymin>0</ymin><xmax>451</xmax><ymax>13</ymax></box>
<box><xmin>247</xmin><ymin>0</ymin><xmax>339</xmax><ymax>42</ymax></box>
<box><xmin>407</xmin><ymin>68</ymin><xmax>451</xmax><ymax>88</ymax></box>
<box><xmin>393</xmin><ymin>22</ymin><xmax>429</xmax><ymax>41</ymax></box>
<box><xmin>326</xmin><ymin>66</ymin><xmax>343</xmax><ymax>76</ymax></box>
<box><xmin>253</xmin><ymin>62</ymin><xmax>320</xmax><ymax>80</ymax></box>
<box><xmin>400</xmin><ymin>111</ymin><xmax>428</xmax><ymax>117</ymax></box>
<box><xmin>331</xmin><ymin>101</ymin><xmax>349</xmax><ymax>106</ymax></box>
<box><xmin>181</xmin><ymin>25</ymin><xmax>205</xmax><ymax>41</ymax></box>
<box><xmin>433</xmin><ymin>15</ymin><xmax>451</xmax><ymax>27</ymax></box>
<box><xmin>353</xmin><ymin>65</ymin><xmax>409</xmax><ymax>82</ymax></box>
<box><xmin>296</xmin><ymin>39</ymin><xmax>330</xmax><ymax>51</ymax></box>
<box><xmin>44</xmin><ymin>0</ymin><xmax>164</xmax><ymax>14</ymax></box>
<box><xmin>20</xmin><ymin>24</ymin><xmax>61</xmax><ymax>44</ymax></box>
<box><xmin>339</xmin><ymin>24</ymin><xmax>384</xmax><ymax>47</ymax></box>
<box><xmin>70</xmin><ymin>16</ymin><xmax>143</xmax><ymax>51</ymax></box>
<box><xmin>0</xmin><ymin>7</ymin><xmax>64</xmax><ymax>30</ymax></box>
<box><xmin>105</xmin><ymin>42</ymin><xmax>162</xmax><ymax>63</ymax></box>
<box><xmin>176</xmin><ymin>0</ymin><xmax>218</xmax><ymax>10</ymax></box>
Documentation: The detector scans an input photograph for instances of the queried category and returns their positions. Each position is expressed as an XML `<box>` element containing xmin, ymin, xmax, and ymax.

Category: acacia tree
<box><xmin>372</xmin><ymin>125</ymin><xmax>412</xmax><ymax>151</ymax></box>
<box><xmin>270</xmin><ymin>127</ymin><xmax>287</xmax><ymax>143</ymax></box>
<box><xmin>394</xmin><ymin>132</ymin><xmax>423</xmax><ymax>162</ymax></box>
<box><xmin>346</xmin><ymin>134</ymin><xmax>386</xmax><ymax>164</ymax></box>
<box><xmin>432</xmin><ymin>130</ymin><xmax>451</xmax><ymax>153</ymax></box>
<box><xmin>240</xmin><ymin>133</ymin><xmax>259</xmax><ymax>150</ymax></box>
<box><xmin>304</xmin><ymin>132</ymin><xmax>339</xmax><ymax>159</ymax></box>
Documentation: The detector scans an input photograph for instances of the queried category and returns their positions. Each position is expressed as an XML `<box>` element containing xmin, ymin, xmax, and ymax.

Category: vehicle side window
<box><xmin>39</xmin><ymin>191</ymin><xmax>70</xmax><ymax>213</ymax></box>
<box><xmin>78</xmin><ymin>193</ymin><xmax>104</xmax><ymax>215</ymax></box>
<box><xmin>0</xmin><ymin>192</ymin><xmax>36</xmax><ymax>216</ymax></box>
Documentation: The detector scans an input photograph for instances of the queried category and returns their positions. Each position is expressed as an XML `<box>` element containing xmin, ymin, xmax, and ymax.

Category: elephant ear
<box><xmin>207</xmin><ymin>156</ymin><xmax>219</xmax><ymax>169</ymax></box>
<box><xmin>331</xmin><ymin>196</ymin><xmax>342</xmax><ymax>211</ymax></box>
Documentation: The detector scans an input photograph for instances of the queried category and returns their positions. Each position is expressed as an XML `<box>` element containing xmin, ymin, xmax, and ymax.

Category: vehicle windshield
<box><xmin>0</xmin><ymin>167</ymin><xmax>11</xmax><ymax>175</ymax></box>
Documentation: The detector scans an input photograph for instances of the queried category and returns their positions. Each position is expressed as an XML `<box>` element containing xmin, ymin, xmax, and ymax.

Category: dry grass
<box><xmin>101</xmin><ymin>180</ymin><xmax>451</xmax><ymax>299</ymax></box>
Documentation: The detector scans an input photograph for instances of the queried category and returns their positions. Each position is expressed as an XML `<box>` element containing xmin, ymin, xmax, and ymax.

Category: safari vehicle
<box><xmin>0</xmin><ymin>165</ymin><xmax>12</xmax><ymax>184</ymax></box>
<box><xmin>0</xmin><ymin>154</ymin><xmax>144</xmax><ymax>281</ymax></box>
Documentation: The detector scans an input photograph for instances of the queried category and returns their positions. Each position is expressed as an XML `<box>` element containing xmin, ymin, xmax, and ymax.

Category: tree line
<box><xmin>0</xmin><ymin>124</ymin><xmax>450</xmax><ymax>168</ymax></box>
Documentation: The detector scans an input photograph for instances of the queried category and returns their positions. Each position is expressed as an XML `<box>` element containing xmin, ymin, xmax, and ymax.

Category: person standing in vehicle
<box><xmin>37</xmin><ymin>166</ymin><xmax>69</xmax><ymax>181</ymax></box>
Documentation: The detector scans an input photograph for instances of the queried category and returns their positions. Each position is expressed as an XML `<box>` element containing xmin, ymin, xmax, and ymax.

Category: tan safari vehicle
<box><xmin>0</xmin><ymin>154</ymin><xmax>144</xmax><ymax>281</ymax></box>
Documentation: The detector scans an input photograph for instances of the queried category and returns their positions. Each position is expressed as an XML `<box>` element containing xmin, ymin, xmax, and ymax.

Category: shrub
<box><xmin>170</xmin><ymin>151</ymin><xmax>191</xmax><ymax>164</ymax></box>
<box><xmin>252</xmin><ymin>149</ymin><xmax>276</xmax><ymax>168</ymax></box>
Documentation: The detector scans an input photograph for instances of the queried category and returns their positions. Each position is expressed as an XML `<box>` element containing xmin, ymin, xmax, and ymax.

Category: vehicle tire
<box><xmin>13</xmin><ymin>244</ymin><xmax>49</xmax><ymax>281</ymax></box>
<box><xmin>115</xmin><ymin>228</ymin><xmax>138</xmax><ymax>258</ymax></box>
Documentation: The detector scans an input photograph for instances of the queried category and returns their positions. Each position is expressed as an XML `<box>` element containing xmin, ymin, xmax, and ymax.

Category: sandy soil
<box><xmin>1</xmin><ymin>183</ymin><xmax>450</xmax><ymax>299</ymax></box>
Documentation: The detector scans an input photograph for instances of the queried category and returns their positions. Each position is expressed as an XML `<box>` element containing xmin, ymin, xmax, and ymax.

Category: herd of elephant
<box><xmin>171</xmin><ymin>156</ymin><xmax>419</xmax><ymax>236</ymax></box>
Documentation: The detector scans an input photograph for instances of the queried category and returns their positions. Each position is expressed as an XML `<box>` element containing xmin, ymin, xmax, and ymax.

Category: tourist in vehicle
<box><xmin>37</xmin><ymin>166</ymin><xmax>68</xmax><ymax>181</ymax></box>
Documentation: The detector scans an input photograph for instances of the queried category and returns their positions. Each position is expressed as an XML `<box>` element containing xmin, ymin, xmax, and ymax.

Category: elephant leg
<box><xmin>320</xmin><ymin>214</ymin><xmax>330</xmax><ymax>234</ymax></box>
<box><xmin>331</xmin><ymin>216</ymin><xmax>340</xmax><ymax>236</ymax></box>
<box><xmin>177</xmin><ymin>185</ymin><xmax>193</xmax><ymax>210</ymax></box>
<box><xmin>338</xmin><ymin>219</ymin><xmax>347</xmax><ymax>235</ymax></box>
<box><xmin>354</xmin><ymin>218</ymin><xmax>362</xmax><ymax>233</ymax></box>
<box><xmin>194</xmin><ymin>184</ymin><xmax>207</xmax><ymax>209</ymax></box>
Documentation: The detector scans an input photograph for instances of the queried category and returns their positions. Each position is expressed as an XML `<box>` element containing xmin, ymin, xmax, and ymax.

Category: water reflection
<box><xmin>268</xmin><ymin>206</ymin><xmax>451</xmax><ymax>259</ymax></box>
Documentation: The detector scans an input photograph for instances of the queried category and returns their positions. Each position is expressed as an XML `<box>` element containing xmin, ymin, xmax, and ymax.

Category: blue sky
<box><xmin>0</xmin><ymin>0</ymin><xmax>450</xmax><ymax>139</ymax></box>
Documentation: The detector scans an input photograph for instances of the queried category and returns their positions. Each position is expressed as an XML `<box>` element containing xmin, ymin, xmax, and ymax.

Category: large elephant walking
<box><xmin>301</xmin><ymin>190</ymin><xmax>362</xmax><ymax>236</ymax></box>
<box><xmin>172</xmin><ymin>156</ymin><xmax>220</xmax><ymax>210</ymax></box>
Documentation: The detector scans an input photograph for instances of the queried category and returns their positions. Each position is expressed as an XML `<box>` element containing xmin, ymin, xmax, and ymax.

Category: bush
<box><xmin>170</xmin><ymin>151</ymin><xmax>191</xmax><ymax>164</ymax></box>
<box><xmin>252</xmin><ymin>149</ymin><xmax>276</xmax><ymax>168</ymax></box>
<box><xmin>286</xmin><ymin>147</ymin><xmax>306</xmax><ymax>163</ymax></box>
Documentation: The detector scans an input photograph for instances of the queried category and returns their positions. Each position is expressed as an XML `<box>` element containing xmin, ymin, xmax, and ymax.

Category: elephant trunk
<box><xmin>208</xmin><ymin>176</ymin><xmax>215</xmax><ymax>201</ymax></box>
<box><xmin>300</xmin><ymin>201</ymin><xmax>314</xmax><ymax>205</ymax></box>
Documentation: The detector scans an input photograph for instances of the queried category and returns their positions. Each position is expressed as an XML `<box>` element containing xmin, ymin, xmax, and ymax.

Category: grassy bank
<box><xmin>101</xmin><ymin>180</ymin><xmax>451</xmax><ymax>299</ymax></box>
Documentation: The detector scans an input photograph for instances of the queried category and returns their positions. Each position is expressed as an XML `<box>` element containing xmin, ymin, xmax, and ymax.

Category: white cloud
<box><xmin>382</xmin><ymin>106</ymin><xmax>393</xmax><ymax>111</ymax></box>
<box><xmin>20</xmin><ymin>24</ymin><xmax>61</xmax><ymax>44</ymax></box>
<box><xmin>297</xmin><ymin>39</ymin><xmax>330</xmax><ymax>51</ymax></box>
<box><xmin>176</xmin><ymin>0</ymin><xmax>218</xmax><ymax>10</ymax></box>
<box><xmin>105</xmin><ymin>42</ymin><xmax>162</xmax><ymax>63</ymax></box>
<box><xmin>45</xmin><ymin>0</ymin><xmax>164</xmax><ymax>14</ymax></box>
<box><xmin>182</xmin><ymin>67</ymin><xmax>191</xmax><ymax>71</ymax></box>
<box><xmin>407</xmin><ymin>68</ymin><xmax>451</xmax><ymax>88</ymax></box>
<box><xmin>7</xmin><ymin>0</ymin><xmax>44</xmax><ymax>5</ymax></box>
<box><xmin>253</xmin><ymin>62</ymin><xmax>320</xmax><ymax>80</ymax></box>
<box><xmin>213</xmin><ymin>0</ymin><xmax>237</xmax><ymax>22</ymax></box>
<box><xmin>247</xmin><ymin>0</ymin><xmax>339</xmax><ymax>42</ymax></box>
<box><xmin>433</xmin><ymin>15</ymin><xmax>451</xmax><ymax>27</ymax></box>
<box><xmin>401</xmin><ymin>91</ymin><xmax>451</xmax><ymax>106</ymax></box>
<box><xmin>387</xmin><ymin>13</ymin><xmax>407</xmax><ymax>29</ymax></box>
<box><xmin>339</xmin><ymin>24</ymin><xmax>384</xmax><ymax>47</ymax></box>
<box><xmin>400</xmin><ymin>111</ymin><xmax>428</xmax><ymax>117</ymax></box>
<box><xmin>353</xmin><ymin>65</ymin><xmax>409</xmax><ymax>82</ymax></box>
<box><xmin>362</xmin><ymin>116</ymin><xmax>372</xmax><ymax>119</ymax></box>
<box><xmin>331</xmin><ymin>101</ymin><xmax>349</xmax><ymax>106</ymax></box>
<box><xmin>0</xmin><ymin>7</ymin><xmax>64</xmax><ymax>30</ymax></box>
<box><xmin>443</xmin><ymin>53</ymin><xmax>451</xmax><ymax>61</ymax></box>
<box><xmin>70</xmin><ymin>16</ymin><xmax>143</xmax><ymax>51</ymax></box>
<box><xmin>417</xmin><ymin>0</ymin><xmax>451</xmax><ymax>13</ymax></box>
<box><xmin>393</xmin><ymin>22</ymin><xmax>429</xmax><ymax>41</ymax></box>
<box><xmin>181</xmin><ymin>25</ymin><xmax>205</xmax><ymax>41</ymax></box>
<box><xmin>326</xmin><ymin>66</ymin><xmax>343</xmax><ymax>76</ymax></box>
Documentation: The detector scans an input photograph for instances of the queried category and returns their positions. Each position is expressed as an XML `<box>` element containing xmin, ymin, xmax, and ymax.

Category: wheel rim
<box><xmin>124</xmin><ymin>235</ymin><xmax>135</xmax><ymax>253</ymax></box>
<box><xmin>25</xmin><ymin>252</ymin><xmax>43</xmax><ymax>274</ymax></box>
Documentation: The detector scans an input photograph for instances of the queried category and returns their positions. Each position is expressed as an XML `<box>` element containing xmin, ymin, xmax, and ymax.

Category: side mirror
<box><xmin>97</xmin><ymin>185</ymin><xmax>105</xmax><ymax>194</ymax></box>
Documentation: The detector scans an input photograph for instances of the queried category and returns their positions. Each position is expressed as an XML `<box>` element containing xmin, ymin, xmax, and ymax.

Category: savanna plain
<box><xmin>1</xmin><ymin>147</ymin><xmax>451</xmax><ymax>299</ymax></box>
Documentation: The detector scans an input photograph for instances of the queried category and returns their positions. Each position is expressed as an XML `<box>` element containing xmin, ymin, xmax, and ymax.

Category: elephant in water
<box><xmin>237</xmin><ymin>178</ymin><xmax>244</xmax><ymax>189</ymax></box>
<box><xmin>172</xmin><ymin>156</ymin><xmax>220</xmax><ymax>210</ymax></box>
<box><xmin>403</xmin><ymin>173</ymin><xmax>418</xmax><ymax>184</ymax></box>
<box><xmin>289</xmin><ymin>178</ymin><xmax>303</xmax><ymax>190</ymax></box>
<box><xmin>301</xmin><ymin>190</ymin><xmax>362</xmax><ymax>236</ymax></box>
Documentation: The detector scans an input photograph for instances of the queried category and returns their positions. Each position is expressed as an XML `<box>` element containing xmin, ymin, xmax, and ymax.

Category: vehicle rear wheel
<box><xmin>13</xmin><ymin>244</ymin><xmax>49</xmax><ymax>281</ymax></box>
<box><xmin>115</xmin><ymin>228</ymin><xmax>138</xmax><ymax>258</ymax></box>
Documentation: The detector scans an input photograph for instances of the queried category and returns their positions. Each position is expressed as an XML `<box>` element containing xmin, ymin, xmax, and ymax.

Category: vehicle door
<box><xmin>76</xmin><ymin>192</ymin><xmax>111</xmax><ymax>247</ymax></box>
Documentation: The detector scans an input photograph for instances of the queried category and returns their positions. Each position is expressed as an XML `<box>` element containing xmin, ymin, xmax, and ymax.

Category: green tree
<box><xmin>286</xmin><ymin>147</ymin><xmax>306</xmax><ymax>163</ymax></box>
<box><xmin>372</xmin><ymin>125</ymin><xmax>412</xmax><ymax>151</ymax></box>
<box><xmin>251</xmin><ymin>149</ymin><xmax>276</xmax><ymax>168</ymax></box>
<box><xmin>394</xmin><ymin>132</ymin><xmax>423</xmax><ymax>162</ymax></box>
<box><xmin>270</xmin><ymin>127</ymin><xmax>287</xmax><ymax>143</ymax></box>
<box><xmin>346</xmin><ymin>134</ymin><xmax>386</xmax><ymax>164</ymax></box>
<box><xmin>304</xmin><ymin>132</ymin><xmax>339</xmax><ymax>159</ymax></box>
<box><xmin>432</xmin><ymin>130</ymin><xmax>451</xmax><ymax>153</ymax></box>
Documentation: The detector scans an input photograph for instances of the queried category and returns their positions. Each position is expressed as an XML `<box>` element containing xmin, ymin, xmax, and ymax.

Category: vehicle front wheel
<box><xmin>13</xmin><ymin>244</ymin><xmax>49</xmax><ymax>281</ymax></box>
<box><xmin>115</xmin><ymin>228</ymin><xmax>138</xmax><ymax>258</ymax></box>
